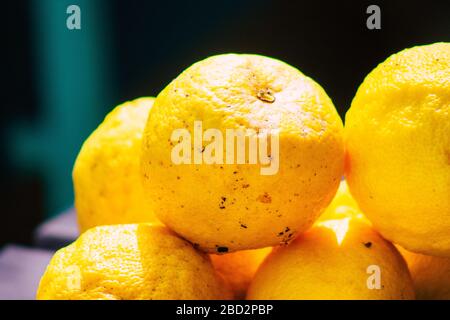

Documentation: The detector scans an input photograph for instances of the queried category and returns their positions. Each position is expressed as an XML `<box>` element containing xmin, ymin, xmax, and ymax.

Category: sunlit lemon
<box><xmin>318</xmin><ymin>180</ymin><xmax>366</xmax><ymax>222</ymax></box>
<box><xmin>73</xmin><ymin>98</ymin><xmax>159</xmax><ymax>232</ymax></box>
<box><xmin>247</xmin><ymin>216</ymin><xmax>415</xmax><ymax>299</ymax></box>
<box><xmin>37</xmin><ymin>224</ymin><xmax>232</xmax><ymax>300</ymax></box>
<box><xmin>398</xmin><ymin>246</ymin><xmax>450</xmax><ymax>300</ymax></box>
<box><xmin>210</xmin><ymin>247</ymin><xmax>271</xmax><ymax>299</ymax></box>
<box><xmin>345</xmin><ymin>43</ymin><xmax>450</xmax><ymax>257</ymax></box>
<box><xmin>141</xmin><ymin>54</ymin><xmax>344</xmax><ymax>253</ymax></box>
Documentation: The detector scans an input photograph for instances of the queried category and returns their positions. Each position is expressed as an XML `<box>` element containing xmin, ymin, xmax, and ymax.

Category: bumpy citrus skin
<box><xmin>36</xmin><ymin>224</ymin><xmax>232</xmax><ymax>300</ymax></box>
<box><xmin>398</xmin><ymin>247</ymin><xmax>450</xmax><ymax>300</ymax></box>
<box><xmin>141</xmin><ymin>54</ymin><xmax>344</xmax><ymax>253</ymax></box>
<box><xmin>210</xmin><ymin>247</ymin><xmax>271</xmax><ymax>299</ymax></box>
<box><xmin>345</xmin><ymin>43</ymin><xmax>450</xmax><ymax>257</ymax></box>
<box><xmin>73</xmin><ymin>98</ymin><xmax>159</xmax><ymax>232</ymax></box>
<box><xmin>247</xmin><ymin>217</ymin><xmax>415</xmax><ymax>300</ymax></box>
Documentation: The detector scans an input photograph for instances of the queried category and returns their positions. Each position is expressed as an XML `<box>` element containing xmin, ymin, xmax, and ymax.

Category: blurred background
<box><xmin>2</xmin><ymin>0</ymin><xmax>450</xmax><ymax>248</ymax></box>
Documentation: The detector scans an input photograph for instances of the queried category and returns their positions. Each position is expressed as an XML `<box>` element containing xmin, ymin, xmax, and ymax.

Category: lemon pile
<box><xmin>37</xmin><ymin>43</ymin><xmax>449</xmax><ymax>300</ymax></box>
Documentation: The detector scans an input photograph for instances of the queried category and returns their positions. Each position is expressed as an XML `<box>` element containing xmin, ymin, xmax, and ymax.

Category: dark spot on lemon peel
<box><xmin>216</xmin><ymin>246</ymin><xmax>228</xmax><ymax>253</ymax></box>
<box><xmin>257</xmin><ymin>89</ymin><xmax>275</xmax><ymax>103</ymax></box>
<box><xmin>364</xmin><ymin>242</ymin><xmax>372</xmax><ymax>248</ymax></box>
<box><xmin>240</xmin><ymin>224</ymin><xmax>247</xmax><ymax>229</ymax></box>
<box><xmin>219</xmin><ymin>196</ymin><xmax>227</xmax><ymax>209</ymax></box>
<box><xmin>257</xmin><ymin>192</ymin><xmax>272</xmax><ymax>204</ymax></box>
<box><xmin>445</xmin><ymin>149</ymin><xmax>450</xmax><ymax>165</ymax></box>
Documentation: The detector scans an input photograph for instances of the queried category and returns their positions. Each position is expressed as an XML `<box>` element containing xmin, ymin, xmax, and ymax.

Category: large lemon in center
<box><xmin>141</xmin><ymin>54</ymin><xmax>344</xmax><ymax>253</ymax></box>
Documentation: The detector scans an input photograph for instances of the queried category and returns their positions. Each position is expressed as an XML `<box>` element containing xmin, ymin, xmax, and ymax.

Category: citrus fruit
<box><xmin>73</xmin><ymin>97</ymin><xmax>159</xmax><ymax>232</ymax></box>
<box><xmin>210</xmin><ymin>247</ymin><xmax>271</xmax><ymax>299</ymax></box>
<box><xmin>398</xmin><ymin>246</ymin><xmax>450</xmax><ymax>300</ymax></box>
<box><xmin>345</xmin><ymin>43</ymin><xmax>450</xmax><ymax>257</ymax></box>
<box><xmin>318</xmin><ymin>179</ymin><xmax>366</xmax><ymax>222</ymax></box>
<box><xmin>247</xmin><ymin>216</ymin><xmax>415</xmax><ymax>299</ymax></box>
<box><xmin>36</xmin><ymin>224</ymin><xmax>232</xmax><ymax>300</ymax></box>
<box><xmin>141</xmin><ymin>53</ymin><xmax>344</xmax><ymax>253</ymax></box>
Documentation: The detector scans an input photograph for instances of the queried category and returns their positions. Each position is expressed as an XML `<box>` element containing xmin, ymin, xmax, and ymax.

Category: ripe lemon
<box><xmin>36</xmin><ymin>224</ymin><xmax>232</xmax><ymax>300</ymax></box>
<box><xmin>318</xmin><ymin>179</ymin><xmax>366</xmax><ymax>222</ymax></box>
<box><xmin>345</xmin><ymin>43</ymin><xmax>450</xmax><ymax>257</ymax></box>
<box><xmin>247</xmin><ymin>216</ymin><xmax>415</xmax><ymax>300</ymax></box>
<box><xmin>141</xmin><ymin>54</ymin><xmax>344</xmax><ymax>253</ymax></box>
<box><xmin>73</xmin><ymin>97</ymin><xmax>159</xmax><ymax>232</ymax></box>
<box><xmin>210</xmin><ymin>247</ymin><xmax>271</xmax><ymax>299</ymax></box>
<box><xmin>398</xmin><ymin>247</ymin><xmax>450</xmax><ymax>300</ymax></box>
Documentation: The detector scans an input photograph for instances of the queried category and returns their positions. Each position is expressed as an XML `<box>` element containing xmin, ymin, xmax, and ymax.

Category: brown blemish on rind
<box><xmin>219</xmin><ymin>196</ymin><xmax>227</xmax><ymax>209</ymax></box>
<box><xmin>445</xmin><ymin>149</ymin><xmax>450</xmax><ymax>165</ymax></box>
<box><xmin>216</xmin><ymin>246</ymin><xmax>228</xmax><ymax>253</ymax></box>
<box><xmin>256</xmin><ymin>89</ymin><xmax>275</xmax><ymax>103</ymax></box>
<box><xmin>277</xmin><ymin>226</ymin><xmax>295</xmax><ymax>245</ymax></box>
<box><xmin>364</xmin><ymin>242</ymin><xmax>372</xmax><ymax>248</ymax></box>
<box><xmin>257</xmin><ymin>192</ymin><xmax>272</xmax><ymax>203</ymax></box>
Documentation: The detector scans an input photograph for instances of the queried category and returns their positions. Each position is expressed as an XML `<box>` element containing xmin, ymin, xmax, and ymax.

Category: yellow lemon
<box><xmin>37</xmin><ymin>224</ymin><xmax>232</xmax><ymax>300</ymax></box>
<box><xmin>318</xmin><ymin>179</ymin><xmax>366</xmax><ymax>222</ymax></box>
<box><xmin>345</xmin><ymin>43</ymin><xmax>450</xmax><ymax>257</ymax></box>
<box><xmin>247</xmin><ymin>216</ymin><xmax>415</xmax><ymax>300</ymax></box>
<box><xmin>141</xmin><ymin>54</ymin><xmax>344</xmax><ymax>253</ymax></box>
<box><xmin>73</xmin><ymin>97</ymin><xmax>159</xmax><ymax>232</ymax></box>
<box><xmin>210</xmin><ymin>247</ymin><xmax>271</xmax><ymax>299</ymax></box>
<box><xmin>398</xmin><ymin>247</ymin><xmax>450</xmax><ymax>300</ymax></box>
